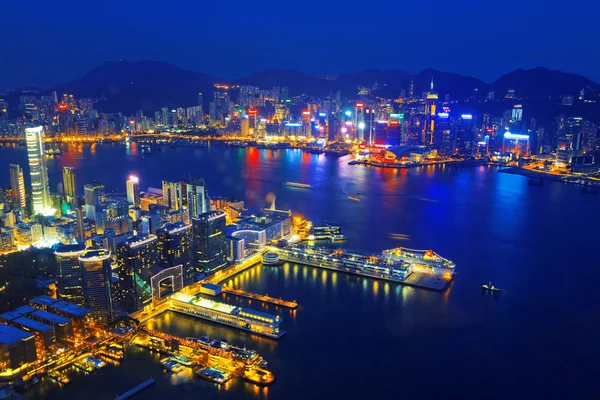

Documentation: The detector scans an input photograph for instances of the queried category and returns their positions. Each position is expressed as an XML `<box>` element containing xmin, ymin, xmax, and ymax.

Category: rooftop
<box><xmin>13</xmin><ymin>317</ymin><xmax>53</xmax><ymax>333</ymax></box>
<box><xmin>193</xmin><ymin>210</ymin><xmax>225</xmax><ymax>223</ymax></box>
<box><xmin>54</xmin><ymin>243</ymin><xmax>86</xmax><ymax>256</ymax></box>
<box><xmin>30</xmin><ymin>310</ymin><xmax>70</xmax><ymax>325</ymax></box>
<box><xmin>0</xmin><ymin>311</ymin><xmax>24</xmax><ymax>322</ymax></box>
<box><xmin>50</xmin><ymin>301</ymin><xmax>92</xmax><ymax>318</ymax></box>
<box><xmin>0</xmin><ymin>324</ymin><xmax>34</xmax><ymax>345</ymax></box>
<box><xmin>238</xmin><ymin>308</ymin><xmax>280</xmax><ymax>323</ymax></box>
<box><xmin>201</xmin><ymin>283</ymin><xmax>221</xmax><ymax>291</ymax></box>
<box><xmin>30</xmin><ymin>295</ymin><xmax>58</xmax><ymax>308</ymax></box>
<box><xmin>79</xmin><ymin>249</ymin><xmax>111</xmax><ymax>262</ymax></box>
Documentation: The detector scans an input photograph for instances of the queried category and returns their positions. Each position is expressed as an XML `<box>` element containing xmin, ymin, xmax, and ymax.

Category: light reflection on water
<box><xmin>2</xmin><ymin>144</ymin><xmax>596</xmax><ymax>400</ymax></box>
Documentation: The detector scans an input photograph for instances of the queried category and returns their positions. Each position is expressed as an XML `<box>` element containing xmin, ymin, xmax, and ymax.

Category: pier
<box><xmin>222</xmin><ymin>287</ymin><xmax>298</xmax><ymax>309</ymax></box>
<box><xmin>138</xmin><ymin>328</ymin><xmax>275</xmax><ymax>385</ymax></box>
<box><xmin>169</xmin><ymin>293</ymin><xmax>285</xmax><ymax>339</ymax></box>
<box><xmin>114</xmin><ymin>377</ymin><xmax>155</xmax><ymax>400</ymax></box>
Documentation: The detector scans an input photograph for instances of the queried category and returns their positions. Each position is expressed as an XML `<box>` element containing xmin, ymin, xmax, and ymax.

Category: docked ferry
<box><xmin>262</xmin><ymin>252</ymin><xmax>283</xmax><ymax>266</ymax></box>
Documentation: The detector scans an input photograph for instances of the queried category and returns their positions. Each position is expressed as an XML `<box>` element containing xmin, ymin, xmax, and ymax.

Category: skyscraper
<box><xmin>75</xmin><ymin>207</ymin><xmax>85</xmax><ymax>242</ymax></box>
<box><xmin>84</xmin><ymin>182</ymin><xmax>104</xmax><ymax>206</ymax></box>
<box><xmin>9</xmin><ymin>164</ymin><xmax>26</xmax><ymax>211</ymax></box>
<box><xmin>186</xmin><ymin>177</ymin><xmax>210</xmax><ymax>218</ymax></box>
<box><xmin>54</xmin><ymin>244</ymin><xmax>87</xmax><ymax>306</ymax></box>
<box><xmin>424</xmin><ymin>79</ymin><xmax>438</xmax><ymax>145</ymax></box>
<box><xmin>126</xmin><ymin>175</ymin><xmax>140</xmax><ymax>207</ymax></box>
<box><xmin>157</xmin><ymin>222</ymin><xmax>194</xmax><ymax>285</ymax></box>
<box><xmin>162</xmin><ymin>181</ymin><xmax>183</xmax><ymax>211</ymax></box>
<box><xmin>116</xmin><ymin>235</ymin><xmax>160</xmax><ymax>312</ymax></box>
<box><xmin>63</xmin><ymin>166</ymin><xmax>77</xmax><ymax>210</ymax></box>
<box><xmin>191</xmin><ymin>211</ymin><xmax>227</xmax><ymax>273</ymax></box>
<box><xmin>79</xmin><ymin>249</ymin><xmax>113</xmax><ymax>324</ymax></box>
<box><xmin>84</xmin><ymin>182</ymin><xmax>104</xmax><ymax>221</ymax></box>
<box><xmin>25</xmin><ymin>126</ymin><xmax>51</xmax><ymax>214</ymax></box>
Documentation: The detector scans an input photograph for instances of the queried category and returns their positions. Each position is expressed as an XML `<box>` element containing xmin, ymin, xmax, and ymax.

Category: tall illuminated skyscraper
<box><xmin>25</xmin><ymin>126</ymin><xmax>51</xmax><ymax>214</ymax></box>
<box><xmin>355</xmin><ymin>102</ymin><xmax>365</xmax><ymax>142</ymax></box>
<box><xmin>424</xmin><ymin>79</ymin><xmax>438</xmax><ymax>145</ymax></box>
<box><xmin>116</xmin><ymin>235</ymin><xmax>160</xmax><ymax>312</ymax></box>
<box><xmin>157</xmin><ymin>222</ymin><xmax>194</xmax><ymax>285</ymax></box>
<box><xmin>191</xmin><ymin>211</ymin><xmax>227</xmax><ymax>273</ymax></box>
<box><xmin>126</xmin><ymin>175</ymin><xmax>140</xmax><ymax>207</ymax></box>
<box><xmin>162</xmin><ymin>181</ymin><xmax>183</xmax><ymax>211</ymax></box>
<box><xmin>79</xmin><ymin>249</ymin><xmax>114</xmax><ymax>324</ymax></box>
<box><xmin>63</xmin><ymin>166</ymin><xmax>77</xmax><ymax>210</ymax></box>
<box><xmin>54</xmin><ymin>243</ymin><xmax>87</xmax><ymax>306</ymax></box>
<box><xmin>186</xmin><ymin>177</ymin><xmax>210</xmax><ymax>218</ymax></box>
<box><xmin>9</xmin><ymin>164</ymin><xmax>26</xmax><ymax>210</ymax></box>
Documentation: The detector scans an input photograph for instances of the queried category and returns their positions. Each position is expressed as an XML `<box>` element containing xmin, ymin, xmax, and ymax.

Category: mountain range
<box><xmin>44</xmin><ymin>61</ymin><xmax>600</xmax><ymax>114</ymax></box>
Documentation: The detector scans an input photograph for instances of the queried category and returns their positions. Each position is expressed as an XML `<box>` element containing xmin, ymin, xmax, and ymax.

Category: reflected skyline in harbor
<box><xmin>1</xmin><ymin>144</ymin><xmax>598</xmax><ymax>400</ymax></box>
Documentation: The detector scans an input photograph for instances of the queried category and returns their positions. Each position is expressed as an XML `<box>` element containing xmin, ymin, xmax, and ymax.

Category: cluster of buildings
<box><xmin>0</xmin><ymin>126</ymin><xmax>293</xmax><ymax>327</ymax></box>
<box><xmin>2</xmin><ymin>78</ymin><xmax>598</xmax><ymax>169</ymax></box>
<box><xmin>0</xmin><ymin>296</ymin><xmax>93</xmax><ymax>373</ymax></box>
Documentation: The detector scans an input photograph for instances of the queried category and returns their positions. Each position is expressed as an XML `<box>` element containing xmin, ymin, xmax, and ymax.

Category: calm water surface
<box><xmin>1</xmin><ymin>143</ymin><xmax>598</xmax><ymax>399</ymax></box>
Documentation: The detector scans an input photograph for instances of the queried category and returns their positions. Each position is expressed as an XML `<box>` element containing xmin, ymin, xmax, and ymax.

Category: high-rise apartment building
<box><xmin>162</xmin><ymin>181</ymin><xmax>183</xmax><ymax>211</ymax></box>
<box><xmin>186</xmin><ymin>177</ymin><xmax>210</xmax><ymax>218</ymax></box>
<box><xmin>9</xmin><ymin>164</ymin><xmax>26</xmax><ymax>210</ymax></box>
<box><xmin>126</xmin><ymin>176</ymin><xmax>140</xmax><ymax>207</ymax></box>
<box><xmin>63</xmin><ymin>166</ymin><xmax>77</xmax><ymax>210</ymax></box>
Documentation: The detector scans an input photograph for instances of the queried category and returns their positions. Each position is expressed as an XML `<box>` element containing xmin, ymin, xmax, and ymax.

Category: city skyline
<box><xmin>2</xmin><ymin>1</ymin><xmax>600</xmax><ymax>91</ymax></box>
<box><xmin>0</xmin><ymin>1</ymin><xmax>599</xmax><ymax>396</ymax></box>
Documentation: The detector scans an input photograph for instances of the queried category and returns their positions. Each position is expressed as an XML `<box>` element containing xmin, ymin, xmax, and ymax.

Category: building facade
<box><xmin>191</xmin><ymin>211</ymin><xmax>227</xmax><ymax>273</ymax></box>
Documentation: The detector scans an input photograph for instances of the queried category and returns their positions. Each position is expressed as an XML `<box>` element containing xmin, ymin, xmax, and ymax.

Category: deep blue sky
<box><xmin>2</xmin><ymin>0</ymin><xmax>599</xmax><ymax>91</ymax></box>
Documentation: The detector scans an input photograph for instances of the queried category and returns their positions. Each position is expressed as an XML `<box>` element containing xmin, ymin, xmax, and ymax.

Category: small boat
<box><xmin>283</xmin><ymin>182</ymin><xmax>311</xmax><ymax>189</ymax></box>
<box><xmin>482</xmin><ymin>282</ymin><xmax>500</xmax><ymax>292</ymax></box>
<box><xmin>160</xmin><ymin>358</ymin><xmax>183</xmax><ymax>373</ymax></box>
<box><xmin>49</xmin><ymin>371</ymin><xmax>70</xmax><ymax>385</ymax></box>
<box><xmin>347</xmin><ymin>194</ymin><xmax>360</xmax><ymax>201</ymax></box>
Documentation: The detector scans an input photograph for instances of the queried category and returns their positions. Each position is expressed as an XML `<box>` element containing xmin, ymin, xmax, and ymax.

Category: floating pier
<box><xmin>114</xmin><ymin>377</ymin><xmax>155</xmax><ymax>400</ymax></box>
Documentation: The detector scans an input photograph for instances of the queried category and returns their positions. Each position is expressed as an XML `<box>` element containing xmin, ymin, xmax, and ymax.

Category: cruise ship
<box><xmin>382</xmin><ymin>248</ymin><xmax>456</xmax><ymax>276</ymax></box>
<box><xmin>275</xmin><ymin>244</ymin><xmax>412</xmax><ymax>282</ymax></box>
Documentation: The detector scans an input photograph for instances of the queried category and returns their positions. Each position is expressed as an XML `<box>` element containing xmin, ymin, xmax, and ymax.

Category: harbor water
<box><xmin>1</xmin><ymin>143</ymin><xmax>598</xmax><ymax>399</ymax></box>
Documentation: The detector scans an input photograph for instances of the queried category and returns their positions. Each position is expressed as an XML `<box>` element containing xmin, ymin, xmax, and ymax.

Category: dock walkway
<box><xmin>222</xmin><ymin>287</ymin><xmax>297</xmax><ymax>309</ymax></box>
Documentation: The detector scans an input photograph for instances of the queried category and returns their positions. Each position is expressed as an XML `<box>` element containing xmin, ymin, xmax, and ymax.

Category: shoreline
<box><xmin>499</xmin><ymin>166</ymin><xmax>600</xmax><ymax>187</ymax></box>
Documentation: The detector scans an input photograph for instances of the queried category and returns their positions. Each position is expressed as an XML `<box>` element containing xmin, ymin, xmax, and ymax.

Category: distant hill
<box><xmin>48</xmin><ymin>61</ymin><xmax>600</xmax><ymax>114</ymax></box>
<box><xmin>236</xmin><ymin>68</ymin><xmax>336</xmax><ymax>97</ymax></box>
<box><xmin>491</xmin><ymin>67</ymin><xmax>600</xmax><ymax>98</ymax></box>
<box><xmin>51</xmin><ymin>60</ymin><xmax>220</xmax><ymax>114</ymax></box>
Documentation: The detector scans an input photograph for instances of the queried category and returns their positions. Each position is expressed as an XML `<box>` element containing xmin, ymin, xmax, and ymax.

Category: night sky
<box><xmin>2</xmin><ymin>0</ymin><xmax>599</xmax><ymax>91</ymax></box>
